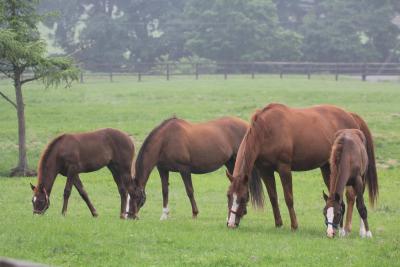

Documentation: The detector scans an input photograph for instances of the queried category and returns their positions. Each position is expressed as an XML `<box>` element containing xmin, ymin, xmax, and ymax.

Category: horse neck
<box><xmin>233</xmin><ymin>128</ymin><xmax>259</xmax><ymax>179</ymax></box>
<box><xmin>135</xmin><ymin>139</ymin><xmax>162</xmax><ymax>188</ymax></box>
<box><xmin>37</xmin><ymin>154</ymin><xmax>58</xmax><ymax>195</ymax></box>
<box><xmin>329</xmin><ymin>150</ymin><xmax>348</xmax><ymax>201</ymax></box>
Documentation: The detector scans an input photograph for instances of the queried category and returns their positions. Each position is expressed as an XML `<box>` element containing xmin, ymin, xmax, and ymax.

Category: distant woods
<box><xmin>39</xmin><ymin>0</ymin><xmax>400</xmax><ymax>71</ymax></box>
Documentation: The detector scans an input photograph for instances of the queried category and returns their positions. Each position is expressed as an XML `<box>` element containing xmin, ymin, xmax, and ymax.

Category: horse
<box><xmin>323</xmin><ymin>129</ymin><xmax>376</xmax><ymax>238</ymax></box>
<box><xmin>226</xmin><ymin>103</ymin><xmax>378</xmax><ymax>230</ymax></box>
<box><xmin>129</xmin><ymin>116</ymin><xmax>260</xmax><ymax>220</ymax></box>
<box><xmin>30</xmin><ymin>128</ymin><xmax>136</xmax><ymax>219</ymax></box>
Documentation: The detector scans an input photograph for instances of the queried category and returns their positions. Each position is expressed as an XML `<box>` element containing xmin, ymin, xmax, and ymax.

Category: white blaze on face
<box><xmin>33</xmin><ymin>196</ymin><xmax>37</xmax><ymax>203</ymax></box>
<box><xmin>326</xmin><ymin>207</ymin><xmax>335</xmax><ymax>237</ymax></box>
<box><xmin>228</xmin><ymin>194</ymin><xmax>239</xmax><ymax>227</ymax></box>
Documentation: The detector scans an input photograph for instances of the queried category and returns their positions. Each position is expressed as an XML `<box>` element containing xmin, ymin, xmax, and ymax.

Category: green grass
<box><xmin>0</xmin><ymin>75</ymin><xmax>399</xmax><ymax>266</ymax></box>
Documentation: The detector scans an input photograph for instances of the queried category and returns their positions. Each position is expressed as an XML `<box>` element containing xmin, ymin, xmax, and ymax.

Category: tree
<box><xmin>183</xmin><ymin>0</ymin><xmax>302</xmax><ymax>62</ymax></box>
<box><xmin>0</xmin><ymin>0</ymin><xmax>79</xmax><ymax>177</ymax></box>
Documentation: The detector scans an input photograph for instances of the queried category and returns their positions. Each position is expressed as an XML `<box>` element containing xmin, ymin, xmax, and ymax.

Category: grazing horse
<box><xmin>129</xmin><ymin>116</ymin><xmax>259</xmax><ymax>220</ymax></box>
<box><xmin>30</xmin><ymin>128</ymin><xmax>136</xmax><ymax>219</ymax></box>
<box><xmin>323</xmin><ymin>129</ymin><xmax>377</xmax><ymax>238</ymax></box>
<box><xmin>226</xmin><ymin>103</ymin><xmax>378</xmax><ymax>230</ymax></box>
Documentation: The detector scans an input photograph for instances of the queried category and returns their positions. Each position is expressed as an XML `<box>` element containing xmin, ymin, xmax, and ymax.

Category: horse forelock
<box><xmin>37</xmin><ymin>134</ymin><xmax>65</xmax><ymax>186</ymax></box>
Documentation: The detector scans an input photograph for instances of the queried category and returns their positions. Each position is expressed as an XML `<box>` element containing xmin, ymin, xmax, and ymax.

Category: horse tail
<box><xmin>248</xmin><ymin>168</ymin><xmax>265</xmax><ymax>209</ymax></box>
<box><xmin>351</xmin><ymin>113</ymin><xmax>379</xmax><ymax>207</ymax></box>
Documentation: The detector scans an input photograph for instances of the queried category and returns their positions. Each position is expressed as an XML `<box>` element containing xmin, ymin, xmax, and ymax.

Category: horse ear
<box><xmin>322</xmin><ymin>191</ymin><xmax>328</xmax><ymax>202</ymax></box>
<box><xmin>334</xmin><ymin>193</ymin><xmax>341</xmax><ymax>202</ymax></box>
<box><xmin>30</xmin><ymin>183</ymin><xmax>36</xmax><ymax>191</ymax></box>
<box><xmin>225</xmin><ymin>170</ymin><xmax>234</xmax><ymax>183</ymax></box>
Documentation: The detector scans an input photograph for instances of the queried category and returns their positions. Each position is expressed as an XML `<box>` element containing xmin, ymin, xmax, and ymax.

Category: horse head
<box><xmin>322</xmin><ymin>191</ymin><xmax>344</xmax><ymax>238</ymax></box>
<box><xmin>31</xmin><ymin>183</ymin><xmax>50</xmax><ymax>215</ymax></box>
<box><xmin>226</xmin><ymin>170</ymin><xmax>249</xmax><ymax>228</ymax></box>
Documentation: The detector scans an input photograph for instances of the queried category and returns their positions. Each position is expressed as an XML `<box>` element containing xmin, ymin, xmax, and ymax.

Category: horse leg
<box><xmin>108</xmin><ymin>164</ymin><xmax>128</xmax><ymax>219</ymax></box>
<box><xmin>320</xmin><ymin>163</ymin><xmax>330</xmax><ymax>189</ymax></box>
<box><xmin>73</xmin><ymin>175</ymin><xmax>98</xmax><ymax>217</ymax></box>
<box><xmin>344</xmin><ymin>186</ymin><xmax>356</xmax><ymax>234</ymax></box>
<box><xmin>355</xmin><ymin>177</ymin><xmax>372</xmax><ymax>238</ymax></box>
<box><xmin>179</xmin><ymin>169</ymin><xmax>199</xmax><ymax>218</ymax></box>
<box><xmin>157</xmin><ymin>166</ymin><xmax>170</xmax><ymax>220</ymax></box>
<box><xmin>61</xmin><ymin>175</ymin><xmax>75</xmax><ymax>216</ymax></box>
<box><xmin>277</xmin><ymin>164</ymin><xmax>298</xmax><ymax>230</ymax></box>
<box><xmin>224</xmin><ymin>157</ymin><xmax>236</xmax><ymax>175</ymax></box>
<box><xmin>260</xmin><ymin>168</ymin><xmax>283</xmax><ymax>227</ymax></box>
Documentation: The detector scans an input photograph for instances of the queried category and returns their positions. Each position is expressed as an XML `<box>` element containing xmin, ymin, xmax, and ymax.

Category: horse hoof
<box><xmin>160</xmin><ymin>213</ymin><xmax>169</xmax><ymax>220</ymax></box>
<box><xmin>360</xmin><ymin>229</ymin><xmax>367</xmax><ymax>238</ymax></box>
<box><xmin>92</xmin><ymin>212</ymin><xmax>98</xmax><ymax>218</ymax></box>
<box><xmin>366</xmin><ymin>231</ymin><xmax>373</xmax><ymax>238</ymax></box>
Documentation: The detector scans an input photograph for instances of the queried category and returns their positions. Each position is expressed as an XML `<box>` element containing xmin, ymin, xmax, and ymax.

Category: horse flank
<box><xmin>36</xmin><ymin>134</ymin><xmax>65</xmax><ymax>187</ymax></box>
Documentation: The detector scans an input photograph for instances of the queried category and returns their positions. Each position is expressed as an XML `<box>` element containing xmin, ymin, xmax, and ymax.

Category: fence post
<box><xmin>335</xmin><ymin>63</ymin><xmax>339</xmax><ymax>81</ymax></box>
<box><xmin>195</xmin><ymin>63</ymin><xmax>199</xmax><ymax>80</ymax></box>
<box><xmin>306</xmin><ymin>63</ymin><xmax>310</xmax><ymax>80</ymax></box>
<box><xmin>362</xmin><ymin>63</ymin><xmax>367</xmax><ymax>81</ymax></box>
<box><xmin>279</xmin><ymin>65</ymin><xmax>283</xmax><ymax>79</ymax></box>
<box><xmin>251</xmin><ymin>63</ymin><xmax>255</xmax><ymax>79</ymax></box>
<box><xmin>80</xmin><ymin>72</ymin><xmax>84</xmax><ymax>83</ymax></box>
<box><xmin>109</xmin><ymin>72</ymin><xmax>113</xmax><ymax>82</ymax></box>
<box><xmin>138</xmin><ymin>72</ymin><xmax>141</xmax><ymax>82</ymax></box>
<box><xmin>224</xmin><ymin>63</ymin><xmax>228</xmax><ymax>80</ymax></box>
<box><xmin>166</xmin><ymin>63</ymin><xmax>170</xmax><ymax>81</ymax></box>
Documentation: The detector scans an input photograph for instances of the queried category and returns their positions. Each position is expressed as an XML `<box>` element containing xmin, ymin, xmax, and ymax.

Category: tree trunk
<box><xmin>10</xmin><ymin>69</ymin><xmax>36</xmax><ymax>177</ymax></box>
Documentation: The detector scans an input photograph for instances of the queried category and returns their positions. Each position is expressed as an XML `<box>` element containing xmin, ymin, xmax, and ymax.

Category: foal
<box><xmin>31</xmin><ymin>128</ymin><xmax>136</xmax><ymax>218</ymax></box>
<box><xmin>323</xmin><ymin>129</ymin><xmax>378</xmax><ymax>238</ymax></box>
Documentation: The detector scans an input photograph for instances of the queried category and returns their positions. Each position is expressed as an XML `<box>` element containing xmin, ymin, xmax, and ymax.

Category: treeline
<box><xmin>39</xmin><ymin>0</ymin><xmax>400</xmax><ymax>71</ymax></box>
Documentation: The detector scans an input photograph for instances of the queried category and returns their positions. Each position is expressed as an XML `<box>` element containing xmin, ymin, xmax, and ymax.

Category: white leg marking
<box><xmin>227</xmin><ymin>194</ymin><xmax>239</xmax><ymax>228</ymax></box>
<box><xmin>360</xmin><ymin>218</ymin><xmax>367</xmax><ymax>237</ymax></box>
<box><xmin>366</xmin><ymin>230</ymin><xmax>373</xmax><ymax>238</ymax></box>
<box><xmin>326</xmin><ymin>207</ymin><xmax>335</xmax><ymax>238</ymax></box>
<box><xmin>125</xmin><ymin>194</ymin><xmax>130</xmax><ymax>214</ymax></box>
<box><xmin>160</xmin><ymin>206</ymin><xmax>170</xmax><ymax>220</ymax></box>
<box><xmin>339</xmin><ymin>228</ymin><xmax>347</xmax><ymax>237</ymax></box>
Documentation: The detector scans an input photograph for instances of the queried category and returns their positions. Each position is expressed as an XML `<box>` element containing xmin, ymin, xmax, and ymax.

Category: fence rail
<box><xmin>1</xmin><ymin>62</ymin><xmax>399</xmax><ymax>83</ymax></box>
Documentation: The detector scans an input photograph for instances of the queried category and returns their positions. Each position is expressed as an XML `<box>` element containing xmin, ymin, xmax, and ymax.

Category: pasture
<box><xmin>0</xmin><ymin>75</ymin><xmax>399</xmax><ymax>266</ymax></box>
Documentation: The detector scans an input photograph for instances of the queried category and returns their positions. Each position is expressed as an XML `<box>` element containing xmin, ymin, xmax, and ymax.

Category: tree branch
<box><xmin>0</xmin><ymin>90</ymin><xmax>17</xmax><ymax>109</ymax></box>
<box><xmin>0</xmin><ymin>69</ymin><xmax>14</xmax><ymax>80</ymax></box>
<box><xmin>21</xmin><ymin>76</ymin><xmax>40</xmax><ymax>84</ymax></box>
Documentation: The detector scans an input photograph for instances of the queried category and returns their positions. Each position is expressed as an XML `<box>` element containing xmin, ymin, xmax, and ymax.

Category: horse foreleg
<box><xmin>73</xmin><ymin>176</ymin><xmax>98</xmax><ymax>217</ymax></box>
<box><xmin>158</xmin><ymin>167</ymin><xmax>170</xmax><ymax>220</ymax></box>
<box><xmin>355</xmin><ymin>177</ymin><xmax>372</xmax><ymax>238</ymax></box>
<box><xmin>180</xmin><ymin>170</ymin><xmax>198</xmax><ymax>218</ymax></box>
<box><xmin>62</xmin><ymin>176</ymin><xmax>74</xmax><ymax>216</ymax></box>
<box><xmin>344</xmin><ymin>186</ymin><xmax>356</xmax><ymax>234</ymax></box>
<box><xmin>277</xmin><ymin>164</ymin><xmax>298</xmax><ymax>230</ymax></box>
<box><xmin>260</xmin><ymin>169</ymin><xmax>283</xmax><ymax>227</ymax></box>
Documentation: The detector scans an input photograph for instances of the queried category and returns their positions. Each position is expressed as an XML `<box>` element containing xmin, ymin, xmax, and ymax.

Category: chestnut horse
<box><xmin>226</xmin><ymin>103</ymin><xmax>378</xmax><ymax>230</ymax></box>
<box><xmin>30</xmin><ymin>128</ymin><xmax>136</xmax><ymax>218</ymax></box>
<box><xmin>323</xmin><ymin>129</ymin><xmax>377</xmax><ymax>238</ymax></box>
<box><xmin>129</xmin><ymin>116</ymin><xmax>260</xmax><ymax>219</ymax></box>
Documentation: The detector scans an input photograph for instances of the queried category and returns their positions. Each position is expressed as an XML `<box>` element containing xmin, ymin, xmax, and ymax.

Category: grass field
<box><xmin>0</xmin><ymin>75</ymin><xmax>399</xmax><ymax>266</ymax></box>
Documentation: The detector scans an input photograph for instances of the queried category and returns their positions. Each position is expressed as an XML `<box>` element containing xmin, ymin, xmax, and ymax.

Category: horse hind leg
<box><xmin>73</xmin><ymin>175</ymin><xmax>98</xmax><ymax>217</ymax></box>
<box><xmin>158</xmin><ymin>166</ymin><xmax>170</xmax><ymax>220</ymax></box>
<box><xmin>179</xmin><ymin>169</ymin><xmax>199</xmax><ymax>218</ymax></box>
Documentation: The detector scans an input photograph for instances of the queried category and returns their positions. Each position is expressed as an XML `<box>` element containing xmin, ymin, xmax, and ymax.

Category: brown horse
<box><xmin>30</xmin><ymin>128</ymin><xmax>136</xmax><ymax>218</ymax></box>
<box><xmin>226</xmin><ymin>103</ymin><xmax>378</xmax><ymax>230</ymax></box>
<box><xmin>323</xmin><ymin>129</ymin><xmax>377</xmax><ymax>238</ymax></box>
<box><xmin>129</xmin><ymin>116</ymin><xmax>260</xmax><ymax>220</ymax></box>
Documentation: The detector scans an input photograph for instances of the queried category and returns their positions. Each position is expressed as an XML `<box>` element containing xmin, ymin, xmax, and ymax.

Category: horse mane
<box><xmin>329</xmin><ymin>135</ymin><xmax>345</xmax><ymax>194</ymax></box>
<box><xmin>135</xmin><ymin>116</ymin><xmax>177</xmax><ymax>178</ymax></box>
<box><xmin>37</xmin><ymin>134</ymin><xmax>65</xmax><ymax>186</ymax></box>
